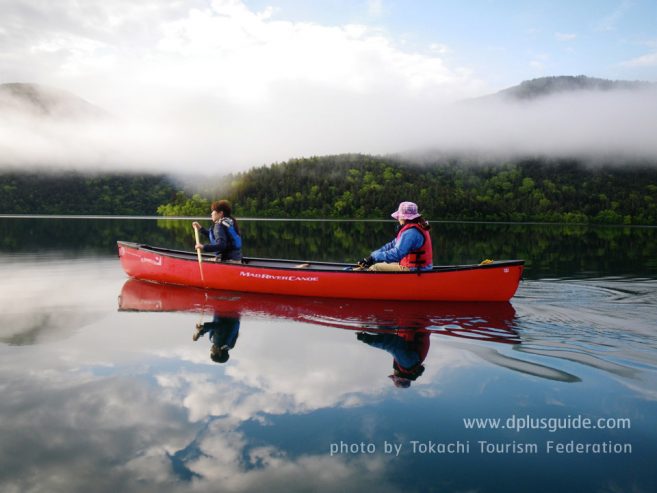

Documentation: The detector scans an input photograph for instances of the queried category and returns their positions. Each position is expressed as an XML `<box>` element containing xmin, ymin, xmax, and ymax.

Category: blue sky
<box><xmin>243</xmin><ymin>0</ymin><xmax>657</xmax><ymax>88</ymax></box>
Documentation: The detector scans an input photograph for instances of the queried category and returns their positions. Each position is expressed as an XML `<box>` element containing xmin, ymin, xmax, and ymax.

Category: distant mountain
<box><xmin>481</xmin><ymin>75</ymin><xmax>656</xmax><ymax>102</ymax></box>
<box><xmin>0</xmin><ymin>82</ymin><xmax>108</xmax><ymax>119</ymax></box>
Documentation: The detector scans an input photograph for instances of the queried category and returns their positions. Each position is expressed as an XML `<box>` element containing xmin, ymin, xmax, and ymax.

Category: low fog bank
<box><xmin>1</xmin><ymin>85</ymin><xmax>656</xmax><ymax>174</ymax></box>
<box><xmin>432</xmin><ymin>88</ymin><xmax>657</xmax><ymax>161</ymax></box>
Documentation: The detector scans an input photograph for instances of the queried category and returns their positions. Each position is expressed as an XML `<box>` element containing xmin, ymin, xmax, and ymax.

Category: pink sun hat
<box><xmin>388</xmin><ymin>374</ymin><xmax>411</xmax><ymax>388</ymax></box>
<box><xmin>391</xmin><ymin>201</ymin><xmax>421</xmax><ymax>221</ymax></box>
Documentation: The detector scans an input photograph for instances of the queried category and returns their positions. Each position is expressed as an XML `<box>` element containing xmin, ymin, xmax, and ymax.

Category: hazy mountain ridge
<box><xmin>491</xmin><ymin>75</ymin><xmax>657</xmax><ymax>101</ymax></box>
<box><xmin>3</xmin><ymin>75</ymin><xmax>654</xmax><ymax>120</ymax></box>
<box><xmin>0</xmin><ymin>83</ymin><xmax>108</xmax><ymax>119</ymax></box>
<box><xmin>1</xmin><ymin>76</ymin><xmax>656</xmax><ymax>171</ymax></box>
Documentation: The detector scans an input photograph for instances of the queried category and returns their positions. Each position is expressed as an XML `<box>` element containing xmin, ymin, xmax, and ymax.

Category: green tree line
<box><xmin>3</xmin><ymin>155</ymin><xmax>656</xmax><ymax>224</ymax></box>
<box><xmin>0</xmin><ymin>172</ymin><xmax>177</xmax><ymax>215</ymax></box>
<box><xmin>159</xmin><ymin>154</ymin><xmax>657</xmax><ymax>225</ymax></box>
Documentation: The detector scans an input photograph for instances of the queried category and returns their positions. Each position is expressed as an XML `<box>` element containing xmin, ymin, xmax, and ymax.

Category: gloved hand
<box><xmin>357</xmin><ymin>256</ymin><xmax>374</xmax><ymax>269</ymax></box>
<box><xmin>356</xmin><ymin>332</ymin><xmax>376</xmax><ymax>343</ymax></box>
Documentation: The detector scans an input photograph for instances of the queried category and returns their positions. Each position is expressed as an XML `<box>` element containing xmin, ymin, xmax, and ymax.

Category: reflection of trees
<box><xmin>158</xmin><ymin>220</ymin><xmax>657</xmax><ymax>278</ymax></box>
<box><xmin>157</xmin><ymin>219</ymin><xmax>395</xmax><ymax>261</ymax></box>
<box><xmin>426</xmin><ymin>223</ymin><xmax>656</xmax><ymax>279</ymax></box>
<box><xmin>0</xmin><ymin>218</ymin><xmax>180</xmax><ymax>254</ymax></box>
<box><xmin>2</xmin><ymin>219</ymin><xmax>656</xmax><ymax>279</ymax></box>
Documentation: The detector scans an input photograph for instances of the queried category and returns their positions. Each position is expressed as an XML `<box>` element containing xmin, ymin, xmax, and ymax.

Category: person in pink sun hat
<box><xmin>357</xmin><ymin>201</ymin><xmax>433</xmax><ymax>272</ymax></box>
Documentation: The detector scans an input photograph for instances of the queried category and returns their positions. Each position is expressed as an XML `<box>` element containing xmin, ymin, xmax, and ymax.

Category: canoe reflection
<box><xmin>118</xmin><ymin>279</ymin><xmax>581</xmax><ymax>383</ymax></box>
<box><xmin>118</xmin><ymin>278</ymin><xmax>519</xmax><ymax>341</ymax></box>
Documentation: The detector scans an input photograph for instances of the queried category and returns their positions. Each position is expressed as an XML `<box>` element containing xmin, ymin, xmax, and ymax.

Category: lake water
<box><xmin>1</xmin><ymin>217</ymin><xmax>656</xmax><ymax>493</ymax></box>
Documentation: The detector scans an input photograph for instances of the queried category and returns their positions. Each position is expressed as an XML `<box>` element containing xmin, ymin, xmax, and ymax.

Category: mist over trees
<box><xmin>1</xmin><ymin>154</ymin><xmax>656</xmax><ymax>225</ymax></box>
<box><xmin>161</xmin><ymin>154</ymin><xmax>657</xmax><ymax>225</ymax></box>
<box><xmin>493</xmin><ymin>75</ymin><xmax>657</xmax><ymax>101</ymax></box>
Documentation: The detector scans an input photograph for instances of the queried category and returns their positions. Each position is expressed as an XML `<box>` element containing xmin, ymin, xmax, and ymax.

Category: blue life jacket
<box><xmin>209</xmin><ymin>217</ymin><xmax>242</xmax><ymax>249</ymax></box>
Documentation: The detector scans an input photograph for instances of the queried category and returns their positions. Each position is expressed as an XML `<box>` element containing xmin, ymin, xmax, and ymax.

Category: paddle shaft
<box><xmin>194</xmin><ymin>227</ymin><xmax>205</xmax><ymax>282</ymax></box>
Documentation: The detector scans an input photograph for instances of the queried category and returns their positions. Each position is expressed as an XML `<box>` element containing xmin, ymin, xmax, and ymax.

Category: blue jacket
<box><xmin>198</xmin><ymin>315</ymin><xmax>240</xmax><ymax>349</ymax></box>
<box><xmin>200</xmin><ymin>217</ymin><xmax>242</xmax><ymax>261</ymax></box>
<box><xmin>371</xmin><ymin>227</ymin><xmax>433</xmax><ymax>270</ymax></box>
<box><xmin>361</xmin><ymin>333</ymin><xmax>422</xmax><ymax>369</ymax></box>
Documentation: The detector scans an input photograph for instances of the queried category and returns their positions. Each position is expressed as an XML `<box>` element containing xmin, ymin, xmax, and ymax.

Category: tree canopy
<box><xmin>0</xmin><ymin>172</ymin><xmax>177</xmax><ymax>215</ymax></box>
<box><xmin>159</xmin><ymin>155</ymin><xmax>657</xmax><ymax>225</ymax></box>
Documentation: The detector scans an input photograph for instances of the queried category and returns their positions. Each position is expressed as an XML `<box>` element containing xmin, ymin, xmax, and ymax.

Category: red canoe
<box><xmin>117</xmin><ymin>241</ymin><xmax>524</xmax><ymax>302</ymax></box>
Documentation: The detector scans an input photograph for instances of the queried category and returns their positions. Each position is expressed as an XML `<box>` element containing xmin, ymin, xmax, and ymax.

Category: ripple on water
<box><xmin>511</xmin><ymin>279</ymin><xmax>657</xmax><ymax>376</ymax></box>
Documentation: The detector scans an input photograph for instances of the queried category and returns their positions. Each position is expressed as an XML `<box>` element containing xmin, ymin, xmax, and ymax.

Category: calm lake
<box><xmin>1</xmin><ymin>217</ymin><xmax>656</xmax><ymax>493</ymax></box>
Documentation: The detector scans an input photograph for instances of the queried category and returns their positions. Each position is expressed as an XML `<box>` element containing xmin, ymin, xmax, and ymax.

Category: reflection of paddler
<box><xmin>357</xmin><ymin>329</ymin><xmax>430</xmax><ymax>388</ymax></box>
<box><xmin>193</xmin><ymin>314</ymin><xmax>240</xmax><ymax>363</ymax></box>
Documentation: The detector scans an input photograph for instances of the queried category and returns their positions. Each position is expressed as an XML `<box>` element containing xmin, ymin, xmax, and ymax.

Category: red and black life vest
<box><xmin>393</xmin><ymin>330</ymin><xmax>431</xmax><ymax>380</ymax></box>
<box><xmin>397</xmin><ymin>223</ymin><xmax>433</xmax><ymax>270</ymax></box>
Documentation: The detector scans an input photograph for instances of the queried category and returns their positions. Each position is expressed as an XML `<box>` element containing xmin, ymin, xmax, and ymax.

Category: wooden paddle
<box><xmin>194</xmin><ymin>226</ymin><xmax>205</xmax><ymax>282</ymax></box>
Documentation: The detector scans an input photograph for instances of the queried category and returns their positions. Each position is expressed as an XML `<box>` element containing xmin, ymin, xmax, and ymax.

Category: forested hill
<box><xmin>0</xmin><ymin>172</ymin><xmax>176</xmax><ymax>215</ymax></box>
<box><xmin>2</xmin><ymin>155</ymin><xmax>656</xmax><ymax>224</ymax></box>
<box><xmin>160</xmin><ymin>155</ymin><xmax>657</xmax><ymax>225</ymax></box>
<box><xmin>486</xmin><ymin>75</ymin><xmax>656</xmax><ymax>101</ymax></box>
<box><xmin>0</xmin><ymin>83</ymin><xmax>108</xmax><ymax>119</ymax></box>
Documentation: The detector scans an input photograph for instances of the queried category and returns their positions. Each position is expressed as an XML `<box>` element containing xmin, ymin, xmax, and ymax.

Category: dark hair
<box><xmin>211</xmin><ymin>200</ymin><xmax>232</xmax><ymax>216</ymax></box>
<box><xmin>393</xmin><ymin>363</ymin><xmax>425</xmax><ymax>381</ymax></box>
<box><xmin>406</xmin><ymin>215</ymin><xmax>431</xmax><ymax>230</ymax></box>
<box><xmin>210</xmin><ymin>346</ymin><xmax>230</xmax><ymax>364</ymax></box>
<box><xmin>212</xmin><ymin>199</ymin><xmax>239</xmax><ymax>233</ymax></box>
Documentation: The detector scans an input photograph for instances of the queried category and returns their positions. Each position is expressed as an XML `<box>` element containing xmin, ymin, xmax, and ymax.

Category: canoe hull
<box><xmin>117</xmin><ymin>241</ymin><xmax>524</xmax><ymax>302</ymax></box>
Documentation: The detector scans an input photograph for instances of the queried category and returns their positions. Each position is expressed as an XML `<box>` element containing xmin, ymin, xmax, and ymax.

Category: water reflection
<box><xmin>356</xmin><ymin>331</ymin><xmax>429</xmax><ymax>388</ymax></box>
<box><xmin>193</xmin><ymin>314</ymin><xmax>241</xmax><ymax>364</ymax></box>
<box><xmin>118</xmin><ymin>278</ymin><xmax>518</xmax><ymax>335</ymax></box>
<box><xmin>118</xmin><ymin>279</ymin><xmax>579</xmax><ymax>383</ymax></box>
<box><xmin>1</xmin><ymin>248</ymin><xmax>656</xmax><ymax>492</ymax></box>
<box><xmin>3</xmin><ymin>217</ymin><xmax>657</xmax><ymax>280</ymax></box>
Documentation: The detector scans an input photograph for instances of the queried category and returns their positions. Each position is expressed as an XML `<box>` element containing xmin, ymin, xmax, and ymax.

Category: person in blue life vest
<box><xmin>356</xmin><ymin>329</ymin><xmax>430</xmax><ymax>388</ymax></box>
<box><xmin>193</xmin><ymin>200</ymin><xmax>243</xmax><ymax>262</ymax></box>
<box><xmin>358</xmin><ymin>201</ymin><xmax>433</xmax><ymax>272</ymax></box>
<box><xmin>193</xmin><ymin>313</ymin><xmax>241</xmax><ymax>363</ymax></box>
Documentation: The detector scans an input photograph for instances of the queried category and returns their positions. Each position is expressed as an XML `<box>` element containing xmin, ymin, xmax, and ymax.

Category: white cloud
<box><xmin>1</xmin><ymin>0</ymin><xmax>480</xmax><ymax>107</ymax></box>
<box><xmin>1</xmin><ymin>0</ymin><xmax>656</xmax><ymax>173</ymax></box>
<box><xmin>0</xmin><ymin>358</ymin><xmax>399</xmax><ymax>493</ymax></box>
<box><xmin>147</xmin><ymin>3</ymin><xmax>473</xmax><ymax>103</ymax></box>
<box><xmin>368</xmin><ymin>0</ymin><xmax>384</xmax><ymax>17</ymax></box>
<box><xmin>429</xmin><ymin>42</ymin><xmax>451</xmax><ymax>54</ymax></box>
<box><xmin>0</xmin><ymin>0</ymin><xmax>487</xmax><ymax>172</ymax></box>
<box><xmin>622</xmin><ymin>51</ymin><xmax>657</xmax><ymax>67</ymax></box>
<box><xmin>555</xmin><ymin>32</ymin><xmax>577</xmax><ymax>42</ymax></box>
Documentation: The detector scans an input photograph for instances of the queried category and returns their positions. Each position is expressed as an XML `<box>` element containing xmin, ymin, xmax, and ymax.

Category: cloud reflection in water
<box><xmin>4</xmin><ymin>268</ymin><xmax>652</xmax><ymax>492</ymax></box>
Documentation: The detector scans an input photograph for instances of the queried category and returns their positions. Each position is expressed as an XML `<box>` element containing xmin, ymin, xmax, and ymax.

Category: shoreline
<box><xmin>1</xmin><ymin>214</ymin><xmax>655</xmax><ymax>228</ymax></box>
